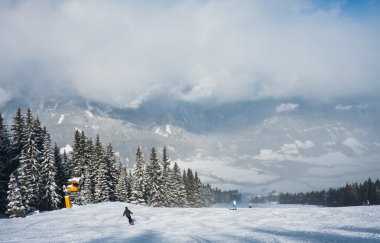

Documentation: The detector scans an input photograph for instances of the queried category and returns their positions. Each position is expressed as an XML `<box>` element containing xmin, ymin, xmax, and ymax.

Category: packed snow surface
<box><xmin>1</xmin><ymin>202</ymin><xmax>379</xmax><ymax>242</ymax></box>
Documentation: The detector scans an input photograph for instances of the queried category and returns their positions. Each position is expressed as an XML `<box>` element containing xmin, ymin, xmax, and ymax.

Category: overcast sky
<box><xmin>0</xmin><ymin>0</ymin><xmax>379</xmax><ymax>107</ymax></box>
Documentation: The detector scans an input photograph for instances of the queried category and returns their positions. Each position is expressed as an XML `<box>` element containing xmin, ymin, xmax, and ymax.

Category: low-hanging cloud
<box><xmin>276</xmin><ymin>103</ymin><xmax>299</xmax><ymax>113</ymax></box>
<box><xmin>0</xmin><ymin>87</ymin><xmax>11</xmax><ymax>105</ymax></box>
<box><xmin>0</xmin><ymin>0</ymin><xmax>379</xmax><ymax>107</ymax></box>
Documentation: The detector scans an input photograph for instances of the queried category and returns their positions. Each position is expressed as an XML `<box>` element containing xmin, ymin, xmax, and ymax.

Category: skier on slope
<box><xmin>123</xmin><ymin>206</ymin><xmax>134</xmax><ymax>225</ymax></box>
<box><xmin>232</xmin><ymin>200</ymin><xmax>237</xmax><ymax>210</ymax></box>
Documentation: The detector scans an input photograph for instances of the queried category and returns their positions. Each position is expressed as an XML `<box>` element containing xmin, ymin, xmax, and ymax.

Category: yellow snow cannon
<box><xmin>66</xmin><ymin>178</ymin><xmax>80</xmax><ymax>192</ymax></box>
<box><xmin>64</xmin><ymin>177</ymin><xmax>81</xmax><ymax>208</ymax></box>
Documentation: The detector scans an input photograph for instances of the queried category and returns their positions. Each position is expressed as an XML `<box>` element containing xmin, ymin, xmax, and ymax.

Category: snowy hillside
<box><xmin>1</xmin><ymin>202</ymin><xmax>379</xmax><ymax>242</ymax></box>
<box><xmin>1</xmin><ymin>97</ymin><xmax>380</xmax><ymax>193</ymax></box>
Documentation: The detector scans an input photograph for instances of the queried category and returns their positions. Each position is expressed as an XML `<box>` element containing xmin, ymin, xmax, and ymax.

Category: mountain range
<box><xmin>1</xmin><ymin>96</ymin><xmax>379</xmax><ymax>194</ymax></box>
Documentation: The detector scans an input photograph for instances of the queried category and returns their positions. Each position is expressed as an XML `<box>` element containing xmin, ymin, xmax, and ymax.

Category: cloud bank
<box><xmin>335</xmin><ymin>104</ymin><xmax>369</xmax><ymax>111</ymax></box>
<box><xmin>0</xmin><ymin>0</ymin><xmax>379</xmax><ymax>107</ymax></box>
<box><xmin>276</xmin><ymin>103</ymin><xmax>299</xmax><ymax>113</ymax></box>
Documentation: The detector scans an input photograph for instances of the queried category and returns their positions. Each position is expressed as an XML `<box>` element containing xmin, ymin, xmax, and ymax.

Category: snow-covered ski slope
<box><xmin>1</xmin><ymin>202</ymin><xmax>379</xmax><ymax>242</ymax></box>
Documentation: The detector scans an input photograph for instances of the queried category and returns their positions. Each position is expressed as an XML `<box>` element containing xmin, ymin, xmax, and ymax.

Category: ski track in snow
<box><xmin>1</xmin><ymin>202</ymin><xmax>380</xmax><ymax>242</ymax></box>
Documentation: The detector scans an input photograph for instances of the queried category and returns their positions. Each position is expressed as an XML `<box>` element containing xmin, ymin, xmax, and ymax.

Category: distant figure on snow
<box><xmin>232</xmin><ymin>200</ymin><xmax>237</xmax><ymax>210</ymax></box>
<box><xmin>123</xmin><ymin>206</ymin><xmax>134</xmax><ymax>224</ymax></box>
<box><xmin>249</xmin><ymin>203</ymin><xmax>252</xmax><ymax>208</ymax></box>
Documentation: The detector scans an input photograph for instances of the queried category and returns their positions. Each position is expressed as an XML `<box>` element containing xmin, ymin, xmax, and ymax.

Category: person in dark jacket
<box><xmin>123</xmin><ymin>206</ymin><xmax>134</xmax><ymax>224</ymax></box>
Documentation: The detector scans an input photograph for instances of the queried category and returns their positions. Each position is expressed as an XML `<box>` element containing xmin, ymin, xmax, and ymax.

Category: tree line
<box><xmin>279</xmin><ymin>178</ymin><xmax>380</xmax><ymax>207</ymax></box>
<box><xmin>211</xmin><ymin>189</ymin><xmax>242</xmax><ymax>203</ymax></box>
<box><xmin>0</xmin><ymin>108</ymin><xmax>213</xmax><ymax>218</ymax></box>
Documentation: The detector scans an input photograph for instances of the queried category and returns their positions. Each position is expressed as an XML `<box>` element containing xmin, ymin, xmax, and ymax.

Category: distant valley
<box><xmin>1</xmin><ymin>96</ymin><xmax>379</xmax><ymax>194</ymax></box>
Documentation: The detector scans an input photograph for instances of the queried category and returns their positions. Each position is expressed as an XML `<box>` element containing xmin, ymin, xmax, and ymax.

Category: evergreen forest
<box><xmin>279</xmin><ymin>178</ymin><xmax>380</xmax><ymax>207</ymax></box>
<box><xmin>0</xmin><ymin>108</ymin><xmax>214</xmax><ymax>218</ymax></box>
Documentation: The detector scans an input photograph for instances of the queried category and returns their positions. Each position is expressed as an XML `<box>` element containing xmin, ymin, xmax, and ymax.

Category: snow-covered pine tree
<box><xmin>54</xmin><ymin>143</ymin><xmax>66</xmax><ymax>205</ymax></box>
<box><xmin>94</xmin><ymin>135</ymin><xmax>111</xmax><ymax>202</ymax></box>
<box><xmin>79</xmin><ymin>131</ymin><xmax>87</xmax><ymax>175</ymax></box>
<box><xmin>70</xmin><ymin>130</ymin><xmax>85</xmax><ymax>178</ymax></box>
<box><xmin>130</xmin><ymin>146</ymin><xmax>146</xmax><ymax>205</ymax></box>
<box><xmin>33</xmin><ymin>118</ymin><xmax>44</xmax><ymax>163</ymax></box>
<box><xmin>39</xmin><ymin>128</ymin><xmax>61</xmax><ymax>210</ymax></box>
<box><xmin>80</xmin><ymin>168</ymin><xmax>94</xmax><ymax>205</ymax></box>
<box><xmin>83</xmin><ymin>137</ymin><xmax>95</xmax><ymax>202</ymax></box>
<box><xmin>194</xmin><ymin>172</ymin><xmax>204</xmax><ymax>207</ymax></box>
<box><xmin>161</xmin><ymin>146</ymin><xmax>174</xmax><ymax>207</ymax></box>
<box><xmin>6</xmin><ymin>172</ymin><xmax>26</xmax><ymax>218</ymax></box>
<box><xmin>17</xmin><ymin>109</ymin><xmax>41</xmax><ymax>212</ymax></box>
<box><xmin>182</xmin><ymin>169</ymin><xmax>188</xmax><ymax>206</ymax></box>
<box><xmin>7</xmin><ymin>108</ymin><xmax>24</xmax><ymax>214</ymax></box>
<box><xmin>10</xmin><ymin>108</ymin><xmax>25</xmax><ymax>174</ymax></box>
<box><xmin>0</xmin><ymin>113</ymin><xmax>11</xmax><ymax>213</ymax></box>
<box><xmin>33</xmin><ymin>117</ymin><xmax>46</xmax><ymax>209</ymax></box>
<box><xmin>185</xmin><ymin>168</ymin><xmax>196</xmax><ymax>207</ymax></box>
<box><xmin>105</xmin><ymin>143</ymin><xmax>118</xmax><ymax>201</ymax></box>
<box><xmin>162</xmin><ymin>146</ymin><xmax>170</xmax><ymax>174</ymax></box>
<box><xmin>115</xmin><ymin>164</ymin><xmax>128</xmax><ymax>202</ymax></box>
<box><xmin>171</xmin><ymin>162</ymin><xmax>187</xmax><ymax>207</ymax></box>
<box><xmin>145</xmin><ymin>147</ymin><xmax>165</xmax><ymax>207</ymax></box>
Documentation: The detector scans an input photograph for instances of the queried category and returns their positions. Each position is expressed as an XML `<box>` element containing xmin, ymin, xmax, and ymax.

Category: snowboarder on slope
<box><xmin>232</xmin><ymin>200</ymin><xmax>237</xmax><ymax>210</ymax></box>
<box><xmin>249</xmin><ymin>202</ymin><xmax>252</xmax><ymax>208</ymax></box>
<box><xmin>123</xmin><ymin>206</ymin><xmax>134</xmax><ymax>224</ymax></box>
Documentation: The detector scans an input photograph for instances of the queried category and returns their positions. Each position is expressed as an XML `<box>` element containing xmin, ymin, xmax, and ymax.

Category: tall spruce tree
<box><xmin>83</xmin><ymin>137</ymin><xmax>95</xmax><ymax>201</ymax></box>
<box><xmin>16</xmin><ymin>109</ymin><xmax>40</xmax><ymax>212</ymax></box>
<box><xmin>33</xmin><ymin>117</ymin><xmax>46</xmax><ymax>208</ymax></box>
<box><xmin>71</xmin><ymin>130</ymin><xmax>85</xmax><ymax>178</ymax></box>
<box><xmin>54</xmin><ymin>143</ymin><xmax>66</xmax><ymax>205</ymax></box>
<box><xmin>185</xmin><ymin>168</ymin><xmax>196</xmax><ymax>207</ymax></box>
<box><xmin>39</xmin><ymin>128</ymin><xmax>61</xmax><ymax>210</ymax></box>
<box><xmin>33</xmin><ymin>118</ymin><xmax>44</xmax><ymax>163</ymax></box>
<box><xmin>161</xmin><ymin>146</ymin><xmax>174</xmax><ymax>207</ymax></box>
<box><xmin>10</xmin><ymin>108</ymin><xmax>25</xmax><ymax>173</ymax></box>
<box><xmin>130</xmin><ymin>146</ymin><xmax>146</xmax><ymax>205</ymax></box>
<box><xmin>115</xmin><ymin>164</ymin><xmax>129</xmax><ymax>202</ymax></box>
<box><xmin>194</xmin><ymin>172</ymin><xmax>204</xmax><ymax>207</ymax></box>
<box><xmin>94</xmin><ymin>135</ymin><xmax>111</xmax><ymax>202</ymax></box>
<box><xmin>105</xmin><ymin>143</ymin><xmax>118</xmax><ymax>201</ymax></box>
<box><xmin>171</xmin><ymin>162</ymin><xmax>187</xmax><ymax>207</ymax></box>
<box><xmin>80</xmin><ymin>168</ymin><xmax>94</xmax><ymax>204</ymax></box>
<box><xmin>0</xmin><ymin>113</ymin><xmax>11</xmax><ymax>213</ymax></box>
<box><xmin>145</xmin><ymin>148</ymin><xmax>164</xmax><ymax>207</ymax></box>
<box><xmin>182</xmin><ymin>170</ymin><xmax>188</xmax><ymax>206</ymax></box>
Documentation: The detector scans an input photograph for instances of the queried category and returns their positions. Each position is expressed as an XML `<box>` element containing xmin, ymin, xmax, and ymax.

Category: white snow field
<box><xmin>1</xmin><ymin>202</ymin><xmax>379</xmax><ymax>242</ymax></box>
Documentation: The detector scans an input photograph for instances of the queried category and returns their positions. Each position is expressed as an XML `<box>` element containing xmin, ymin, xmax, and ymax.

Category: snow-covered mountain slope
<box><xmin>1</xmin><ymin>97</ymin><xmax>379</xmax><ymax>193</ymax></box>
<box><xmin>1</xmin><ymin>202</ymin><xmax>380</xmax><ymax>242</ymax></box>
